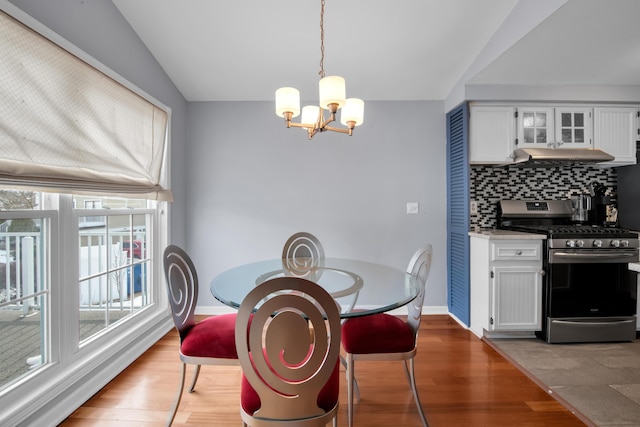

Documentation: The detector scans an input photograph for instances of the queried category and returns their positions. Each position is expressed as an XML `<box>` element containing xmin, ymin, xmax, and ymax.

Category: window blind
<box><xmin>0</xmin><ymin>10</ymin><xmax>171</xmax><ymax>200</ymax></box>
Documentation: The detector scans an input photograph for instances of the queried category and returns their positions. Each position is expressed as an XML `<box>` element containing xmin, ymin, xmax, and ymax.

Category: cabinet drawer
<box><xmin>491</xmin><ymin>242</ymin><xmax>541</xmax><ymax>261</ymax></box>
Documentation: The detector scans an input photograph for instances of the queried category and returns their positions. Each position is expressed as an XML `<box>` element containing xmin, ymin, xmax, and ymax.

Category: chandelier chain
<box><xmin>319</xmin><ymin>0</ymin><xmax>325</xmax><ymax>79</ymax></box>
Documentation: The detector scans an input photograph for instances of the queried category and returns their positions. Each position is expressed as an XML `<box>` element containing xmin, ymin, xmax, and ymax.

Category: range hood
<box><xmin>512</xmin><ymin>147</ymin><xmax>614</xmax><ymax>167</ymax></box>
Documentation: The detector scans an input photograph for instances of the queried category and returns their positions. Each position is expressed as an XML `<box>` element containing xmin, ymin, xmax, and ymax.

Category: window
<box><xmin>0</xmin><ymin>191</ymin><xmax>162</xmax><ymax>393</ymax></box>
<box><xmin>0</xmin><ymin>194</ymin><xmax>49</xmax><ymax>391</ymax></box>
<box><xmin>76</xmin><ymin>196</ymin><xmax>154</xmax><ymax>343</ymax></box>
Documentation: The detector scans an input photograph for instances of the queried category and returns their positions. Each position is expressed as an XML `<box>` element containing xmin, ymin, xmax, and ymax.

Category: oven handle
<box><xmin>549</xmin><ymin>250</ymin><xmax>639</xmax><ymax>264</ymax></box>
<box><xmin>552</xmin><ymin>318</ymin><xmax>636</xmax><ymax>327</ymax></box>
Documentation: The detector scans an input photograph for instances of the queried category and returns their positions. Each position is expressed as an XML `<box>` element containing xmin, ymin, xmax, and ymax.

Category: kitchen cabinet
<box><xmin>470</xmin><ymin>234</ymin><xmax>544</xmax><ymax>338</ymax></box>
<box><xmin>516</xmin><ymin>107</ymin><xmax>554</xmax><ymax>147</ymax></box>
<box><xmin>469</xmin><ymin>103</ymin><xmax>639</xmax><ymax>166</ymax></box>
<box><xmin>469</xmin><ymin>106</ymin><xmax>516</xmax><ymax>164</ymax></box>
<box><xmin>517</xmin><ymin>106</ymin><xmax>592</xmax><ymax>149</ymax></box>
<box><xmin>593</xmin><ymin>107</ymin><xmax>639</xmax><ymax>166</ymax></box>
<box><xmin>554</xmin><ymin>107</ymin><xmax>592</xmax><ymax>148</ymax></box>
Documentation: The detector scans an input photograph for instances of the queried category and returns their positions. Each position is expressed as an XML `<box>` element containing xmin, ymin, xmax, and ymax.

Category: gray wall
<box><xmin>8</xmin><ymin>0</ymin><xmax>189</xmax><ymax>247</ymax></box>
<box><xmin>187</xmin><ymin>101</ymin><xmax>448</xmax><ymax>309</ymax></box>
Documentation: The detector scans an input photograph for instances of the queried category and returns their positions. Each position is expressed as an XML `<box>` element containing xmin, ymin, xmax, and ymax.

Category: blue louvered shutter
<box><xmin>446</xmin><ymin>103</ymin><xmax>470</xmax><ymax>325</ymax></box>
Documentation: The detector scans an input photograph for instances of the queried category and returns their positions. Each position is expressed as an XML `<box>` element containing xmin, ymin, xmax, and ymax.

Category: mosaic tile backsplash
<box><xmin>470</xmin><ymin>165</ymin><xmax>617</xmax><ymax>229</ymax></box>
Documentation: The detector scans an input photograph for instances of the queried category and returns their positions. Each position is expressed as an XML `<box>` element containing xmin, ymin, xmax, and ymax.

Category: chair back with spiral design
<box><xmin>235</xmin><ymin>276</ymin><xmax>340</xmax><ymax>425</ymax></box>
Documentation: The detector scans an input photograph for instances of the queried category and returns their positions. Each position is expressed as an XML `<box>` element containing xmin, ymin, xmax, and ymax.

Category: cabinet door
<box><xmin>516</xmin><ymin>107</ymin><xmax>554</xmax><ymax>147</ymax></box>
<box><xmin>469</xmin><ymin>106</ymin><xmax>516</xmax><ymax>164</ymax></box>
<box><xmin>490</xmin><ymin>266</ymin><xmax>542</xmax><ymax>331</ymax></box>
<box><xmin>593</xmin><ymin>107</ymin><xmax>638</xmax><ymax>166</ymax></box>
<box><xmin>554</xmin><ymin>107</ymin><xmax>592</xmax><ymax>148</ymax></box>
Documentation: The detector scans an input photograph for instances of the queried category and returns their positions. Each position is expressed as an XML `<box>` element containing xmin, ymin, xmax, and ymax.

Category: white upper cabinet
<box><xmin>516</xmin><ymin>107</ymin><xmax>592</xmax><ymax>149</ymax></box>
<box><xmin>470</xmin><ymin>103</ymin><xmax>639</xmax><ymax>166</ymax></box>
<box><xmin>593</xmin><ymin>107</ymin><xmax>639</xmax><ymax>166</ymax></box>
<box><xmin>516</xmin><ymin>107</ymin><xmax>554</xmax><ymax>147</ymax></box>
<box><xmin>469</xmin><ymin>106</ymin><xmax>516</xmax><ymax>164</ymax></box>
<box><xmin>554</xmin><ymin>107</ymin><xmax>593</xmax><ymax>148</ymax></box>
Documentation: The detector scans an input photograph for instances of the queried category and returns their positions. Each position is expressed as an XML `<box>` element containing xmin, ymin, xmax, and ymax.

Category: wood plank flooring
<box><xmin>59</xmin><ymin>315</ymin><xmax>587</xmax><ymax>426</ymax></box>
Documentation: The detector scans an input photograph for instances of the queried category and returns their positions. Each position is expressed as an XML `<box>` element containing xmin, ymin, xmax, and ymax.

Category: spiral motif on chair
<box><xmin>163</xmin><ymin>246</ymin><xmax>197</xmax><ymax>331</ymax></box>
<box><xmin>235</xmin><ymin>277</ymin><xmax>340</xmax><ymax>419</ymax></box>
<box><xmin>282</xmin><ymin>232</ymin><xmax>325</xmax><ymax>279</ymax></box>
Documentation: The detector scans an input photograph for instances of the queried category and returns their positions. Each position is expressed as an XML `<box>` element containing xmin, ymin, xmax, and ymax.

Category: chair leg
<box><xmin>346</xmin><ymin>353</ymin><xmax>355</xmax><ymax>427</ymax></box>
<box><xmin>167</xmin><ymin>362</ymin><xmax>187</xmax><ymax>427</ymax></box>
<box><xmin>188</xmin><ymin>364</ymin><xmax>201</xmax><ymax>392</ymax></box>
<box><xmin>341</xmin><ymin>354</ymin><xmax>360</xmax><ymax>402</ymax></box>
<box><xmin>407</xmin><ymin>358</ymin><xmax>428</xmax><ymax>427</ymax></box>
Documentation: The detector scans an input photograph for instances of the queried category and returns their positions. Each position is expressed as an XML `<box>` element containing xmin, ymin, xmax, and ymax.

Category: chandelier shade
<box><xmin>275</xmin><ymin>87</ymin><xmax>300</xmax><ymax>118</ymax></box>
<box><xmin>275</xmin><ymin>0</ymin><xmax>364</xmax><ymax>139</ymax></box>
<box><xmin>319</xmin><ymin>76</ymin><xmax>346</xmax><ymax>110</ymax></box>
<box><xmin>301</xmin><ymin>105</ymin><xmax>321</xmax><ymax>128</ymax></box>
<box><xmin>341</xmin><ymin>98</ymin><xmax>365</xmax><ymax>126</ymax></box>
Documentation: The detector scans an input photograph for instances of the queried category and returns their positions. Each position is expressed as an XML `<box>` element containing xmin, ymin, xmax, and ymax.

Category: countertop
<box><xmin>468</xmin><ymin>229</ymin><xmax>547</xmax><ymax>240</ymax></box>
<box><xmin>629</xmin><ymin>262</ymin><xmax>640</xmax><ymax>273</ymax></box>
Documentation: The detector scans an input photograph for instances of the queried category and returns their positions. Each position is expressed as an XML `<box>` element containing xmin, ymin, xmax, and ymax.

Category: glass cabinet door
<box><xmin>555</xmin><ymin>107</ymin><xmax>592</xmax><ymax>147</ymax></box>
<box><xmin>517</xmin><ymin>107</ymin><xmax>554</xmax><ymax>147</ymax></box>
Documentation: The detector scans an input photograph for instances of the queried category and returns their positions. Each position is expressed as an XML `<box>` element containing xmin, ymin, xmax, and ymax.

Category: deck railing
<box><xmin>0</xmin><ymin>230</ymin><xmax>148</xmax><ymax>310</ymax></box>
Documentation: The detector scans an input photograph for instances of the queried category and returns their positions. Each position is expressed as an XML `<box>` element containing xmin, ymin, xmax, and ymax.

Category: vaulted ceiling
<box><xmin>112</xmin><ymin>0</ymin><xmax>640</xmax><ymax>102</ymax></box>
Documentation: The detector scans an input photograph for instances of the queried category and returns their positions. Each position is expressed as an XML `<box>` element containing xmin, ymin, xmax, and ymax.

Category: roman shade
<box><xmin>0</xmin><ymin>10</ymin><xmax>171</xmax><ymax>200</ymax></box>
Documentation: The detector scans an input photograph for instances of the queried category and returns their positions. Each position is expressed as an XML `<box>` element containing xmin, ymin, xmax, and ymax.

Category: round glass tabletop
<box><xmin>211</xmin><ymin>258</ymin><xmax>420</xmax><ymax>318</ymax></box>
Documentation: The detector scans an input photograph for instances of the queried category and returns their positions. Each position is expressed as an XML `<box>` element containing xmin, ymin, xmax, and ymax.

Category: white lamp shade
<box><xmin>340</xmin><ymin>98</ymin><xmax>364</xmax><ymax>126</ymax></box>
<box><xmin>319</xmin><ymin>76</ymin><xmax>346</xmax><ymax>109</ymax></box>
<box><xmin>275</xmin><ymin>87</ymin><xmax>300</xmax><ymax>118</ymax></box>
<box><xmin>301</xmin><ymin>105</ymin><xmax>320</xmax><ymax>128</ymax></box>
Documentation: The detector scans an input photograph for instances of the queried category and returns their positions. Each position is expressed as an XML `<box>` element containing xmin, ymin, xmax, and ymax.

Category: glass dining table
<box><xmin>210</xmin><ymin>257</ymin><xmax>420</xmax><ymax>318</ymax></box>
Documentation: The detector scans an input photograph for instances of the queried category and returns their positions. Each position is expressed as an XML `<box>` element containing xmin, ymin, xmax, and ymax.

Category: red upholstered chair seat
<box><xmin>241</xmin><ymin>356</ymin><xmax>340</xmax><ymax>415</ymax></box>
<box><xmin>180</xmin><ymin>313</ymin><xmax>238</xmax><ymax>359</ymax></box>
<box><xmin>341</xmin><ymin>313</ymin><xmax>415</xmax><ymax>354</ymax></box>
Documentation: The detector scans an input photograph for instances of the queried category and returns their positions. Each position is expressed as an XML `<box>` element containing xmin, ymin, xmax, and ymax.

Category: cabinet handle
<box><xmin>515</xmin><ymin>250</ymin><xmax>523</xmax><ymax>256</ymax></box>
<box><xmin>539</xmin><ymin>270</ymin><xmax>546</xmax><ymax>276</ymax></box>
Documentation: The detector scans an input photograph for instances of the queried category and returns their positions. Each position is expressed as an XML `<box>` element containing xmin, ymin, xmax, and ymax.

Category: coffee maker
<box><xmin>588</xmin><ymin>181</ymin><xmax>615</xmax><ymax>226</ymax></box>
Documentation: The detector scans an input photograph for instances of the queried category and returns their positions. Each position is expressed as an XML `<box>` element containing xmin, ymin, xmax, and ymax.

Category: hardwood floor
<box><xmin>59</xmin><ymin>315</ymin><xmax>587</xmax><ymax>426</ymax></box>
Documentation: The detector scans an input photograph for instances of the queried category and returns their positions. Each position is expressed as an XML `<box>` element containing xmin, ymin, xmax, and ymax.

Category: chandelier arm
<box><xmin>323</xmin><ymin>126</ymin><xmax>353</xmax><ymax>136</ymax></box>
<box><xmin>319</xmin><ymin>113</ymin><xmax>336</xmax><ymax>129</ymax></box>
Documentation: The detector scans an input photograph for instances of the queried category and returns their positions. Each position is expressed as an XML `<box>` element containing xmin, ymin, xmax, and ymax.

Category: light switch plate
<box><xmin>406</xmin><ymin>202</ymin><xmax>419</xmax><ymax>214</ymax></box>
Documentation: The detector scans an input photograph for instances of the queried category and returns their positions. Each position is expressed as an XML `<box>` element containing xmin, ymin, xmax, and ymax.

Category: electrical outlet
<box><xmin>406</xmin><ymin>202</ymin><xmax>419</xmax><ymax>214</ymax></box>
<box><xmin>470</xmin><ymin>200</ymin><xmax>478</xmax><ymax>215</ymax></box>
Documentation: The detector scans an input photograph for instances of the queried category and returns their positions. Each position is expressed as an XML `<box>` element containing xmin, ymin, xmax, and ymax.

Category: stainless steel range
<box><xmin>498</xmin><ymin>199</ymin><xmax>639</xmax><ymax>343</ymax></box>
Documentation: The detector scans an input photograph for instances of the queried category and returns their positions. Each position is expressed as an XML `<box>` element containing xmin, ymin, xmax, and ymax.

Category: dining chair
<box><xmin>162</xmin><ymin>245</ymin><xmax>239</xmax><ymax>427</ymax></box>
<box><xmin>341</xmin><ymin>245</ymin><xmax>433</xmax><ymax>427</ymax></box>
<box><xmin>234</xmin><ymin>276</ymin><xmax>341</xmax><ymax>427</ymax></box>
<box><xmin>282</xmin><ymin>232</ymin><xmax>325</xmax><ymax>279</ymax></box>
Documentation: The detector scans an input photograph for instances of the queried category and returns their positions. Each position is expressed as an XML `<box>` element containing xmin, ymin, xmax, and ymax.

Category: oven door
<box><xmin>547</xmin><ymin>249</ymin><xmax>638</xmax><ymax>318</ymax></box>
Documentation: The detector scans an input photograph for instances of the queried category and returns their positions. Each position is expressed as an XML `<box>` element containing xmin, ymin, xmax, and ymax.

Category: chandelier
<box><xmin>275</xmin><ymin>0</ymin><xmax>364</xmax><ymax>139</ymax></box>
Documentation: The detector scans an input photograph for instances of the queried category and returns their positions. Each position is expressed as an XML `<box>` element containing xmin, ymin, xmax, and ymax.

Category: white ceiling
<box><xmin>112</xmin><ymin>0</ymin><xmax>640</xmax><ymax>102</ymax></box>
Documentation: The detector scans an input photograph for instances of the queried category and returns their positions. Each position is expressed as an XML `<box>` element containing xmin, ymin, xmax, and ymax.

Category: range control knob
<box><xmin>565</xmin><ymin>240</ymin><xmax>576</xmax><ymax>248</ymax></box>
<box><xmin>576</xmin><ymin>240</ymin><xmax>585</xmax><ymax>248</ymax></box>
<box><xmin>621</xmin><ymin>240</ymin><xmax>630</xmax><ymax>248</ymax></box>
<box><xmin>593</xmin><ymin>239</ymin><xmax>603</xmax><ymax>248</ymax></box>
<box><xmin>611</xmin><ymin>240</ymin><xmax>621</xmax><ymax>248</ymax></box>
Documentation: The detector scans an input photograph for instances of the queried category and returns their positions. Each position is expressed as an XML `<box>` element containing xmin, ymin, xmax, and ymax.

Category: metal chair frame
<box><xmin>342</xmin><ymin>245</ymin><xmax>433</xmax><ymax>427</ymax></box>
<box><xmin>163</xmin><ymin>245</ymin><xmax>238</xmax><ymax>426</ymax></box>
